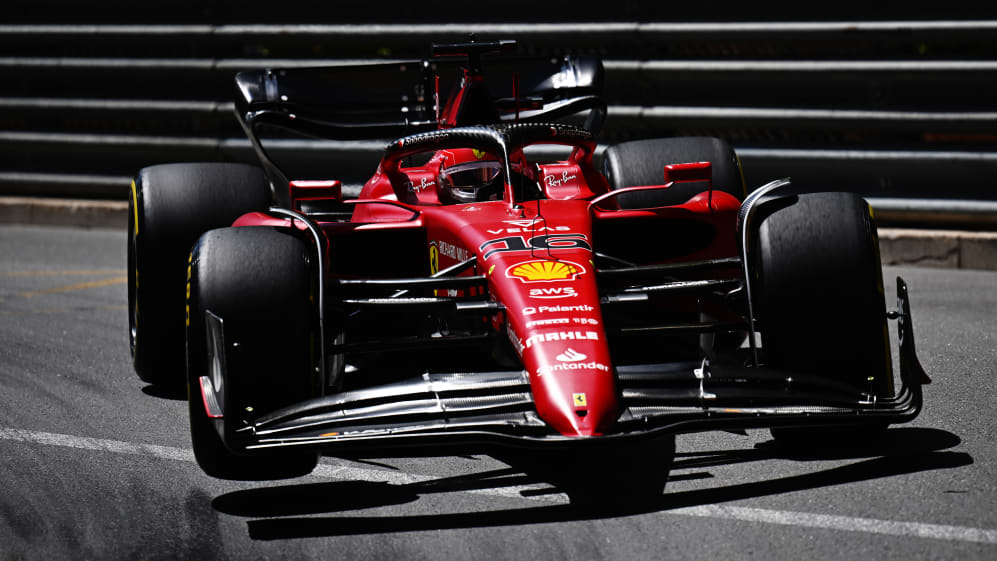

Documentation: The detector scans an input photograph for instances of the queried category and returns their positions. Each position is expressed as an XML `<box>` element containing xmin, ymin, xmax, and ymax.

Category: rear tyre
<box><xmin>752</xmin><ymin>192</ymin><xmax>893</xmax><ymax>442</ymax></box>
<box><xmin>187</xmin><ymin>227</ymin><xmax>320</xmax><ymax>480</ymax></box>
<box><xmin>602</xmin><ymin>136</ymin><xmax>745</xmax><ymax>209</ymax></box>
<box><xmin>129</xmin><ymin>163</ymin><xmax>271</xmax><ymax>388</ymax></box>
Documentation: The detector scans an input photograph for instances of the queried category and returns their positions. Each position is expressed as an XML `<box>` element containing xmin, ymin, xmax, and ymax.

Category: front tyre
<box><xmin>752</xmin><ymin>192</ymin><xmax>893</xmax><ymax>442</ymax></box>
<box><xmin>187</xmin><ymin>226</ymin><xmax>320</xmax><ymax>480</ymax></box>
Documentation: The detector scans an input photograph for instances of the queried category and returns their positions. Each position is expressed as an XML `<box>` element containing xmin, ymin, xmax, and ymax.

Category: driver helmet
<box><xmin>436</xmin><ymin>148</ymin><xmax>504</xmax><ymax>204</ymax></box>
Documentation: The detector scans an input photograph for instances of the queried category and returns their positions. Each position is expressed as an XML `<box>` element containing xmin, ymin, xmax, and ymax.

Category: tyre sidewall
<box><xmin>129</xmin><ymin>163</ymin><xmax>270</xmax><ymax>387</ymax></box>
<box><xmin>186</xmin><ymin>226</ymin><xmax>319</xmax><ymax>480</ymax></box>
<box><xmin>603</xmin><ymin>136</ymin><xmax>745</xmax><ymax>208</ymax></box>
<box><xmin>754</xmin><ymin>192</ymin><xmax>892</xmax><ymax>395</ymax></box>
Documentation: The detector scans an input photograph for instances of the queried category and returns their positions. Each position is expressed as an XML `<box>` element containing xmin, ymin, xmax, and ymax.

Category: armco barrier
<box><xmin>5</xmin><ymin>196</ymin><xmax>996</xmax><ymax>271</ymax></box>
<box><xmin>1</xmin><ymin>15</ymin><xmax>996</xmax><ymax>226</ymax></box>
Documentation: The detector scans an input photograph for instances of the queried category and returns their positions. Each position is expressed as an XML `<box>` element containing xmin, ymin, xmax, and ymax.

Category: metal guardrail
<box><xmin>4</xmin><ymin>132</ymin><xmax>996</xmax><ymax>189</ymax></box>
<box><xmin>1</xmin><ymin>18</ymin><xmax>996</xmax><ymax>228</ymax></box>
<box><xmin>4</xmin><ymin>20</ymin><xmax>997</xmax><ymax>35</ymax></box>
<box><xmin>867</xmin><ymin>199</ymin><xmax>997</xmax><ymax>228</ymax></box>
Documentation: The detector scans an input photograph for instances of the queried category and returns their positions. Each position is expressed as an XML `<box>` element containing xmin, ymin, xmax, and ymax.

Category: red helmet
<box><xmin>436</xmin><ymin>148</ymin><xmax>535</xmax><ymax>204</ymax></box>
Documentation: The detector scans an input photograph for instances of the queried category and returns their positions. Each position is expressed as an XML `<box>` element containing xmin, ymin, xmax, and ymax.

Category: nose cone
<box><xmin>487</xmin><ymin>252</ymin><xmax>619</xmax><ymax>437</ymax></box>
<box><xmin>470</xmin><ymin>199</ymin><xmax>620</xmax><ymax>436</ymax></box>
<box><xmin>489</xmin><ymin>254</ymin><xmax>619</xmax><ymax>436</ymax></box>
<box><xmin>521</xmin><ymin>334</ymin><xmax>618</xmax><ymax>436</ymax></box>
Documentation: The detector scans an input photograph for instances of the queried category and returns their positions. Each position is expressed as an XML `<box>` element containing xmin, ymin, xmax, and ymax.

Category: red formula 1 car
<box><xmin>127</xmin><ymin>41</ymin><xmax>929</xmax><ymax>480</ymax></box>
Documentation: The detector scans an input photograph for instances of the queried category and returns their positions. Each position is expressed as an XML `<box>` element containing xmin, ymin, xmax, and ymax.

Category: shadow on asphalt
<box><xmin>141</xmin><ymin>383</ymin><xmax>187</xmax><ymax>401</ymax></box>
<box><xmin>209</xmin><ymin>427</ymin><xmax>970</xmax><ymax>540</ymax></box>
<box><xmin>213</xmin><ymin>481</ymin><xmax>419</xmax><ymax>517</ymax></box>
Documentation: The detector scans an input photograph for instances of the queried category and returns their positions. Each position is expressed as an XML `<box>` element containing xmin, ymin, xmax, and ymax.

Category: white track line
<box><xmin>311</xmin><ymin>463</ymin><xmax>557</xmax><ymax>503</ymax></box>
<box><xmin>0</xmin><ymin>427</ymin><xmax>195</xmax><ymax>462</ymax></box>
<box><xmin>670</xmin><ymin>506</ymin><xmax>997</xmax><ymax>544</ymax></box>
<box><xmin>2</xmin><ymin>427</ymin><xmax>995</xmax><ymax>545</ymax></box>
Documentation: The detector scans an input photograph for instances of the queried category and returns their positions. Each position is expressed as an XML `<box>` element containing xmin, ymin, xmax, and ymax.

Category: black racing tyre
<box><xmin>187</xmin><ymin>226</ymin><xmax>320</xmax><ymax>480</ymax></box>
<box><xmin>753</xmin><ymin>192</ymin><xmax>893</xmax><ymax>441</ymax></box>
<box><xmin>601</xmin><ymin>137</ymin><xmax>745</xmax><ymax>209</ymax></box>
<box><xmin>128</xmin><ymin>163</ymin><xmax>271</xmax><ymax>388</ymax></box>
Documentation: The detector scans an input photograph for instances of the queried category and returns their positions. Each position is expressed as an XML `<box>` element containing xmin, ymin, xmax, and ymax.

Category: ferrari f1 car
<box><xmin>128</xmin><ymin>41</ymin><xmax>930</xmax><ymax>480</ymax></box>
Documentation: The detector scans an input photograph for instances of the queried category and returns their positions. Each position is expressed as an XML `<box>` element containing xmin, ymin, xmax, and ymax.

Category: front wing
<box><xmin>202</xmin><ymin>277</ymin><xmax>928</xmax><ymax>454</ymax></box>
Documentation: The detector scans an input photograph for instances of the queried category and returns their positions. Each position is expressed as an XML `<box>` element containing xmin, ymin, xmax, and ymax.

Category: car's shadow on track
<box><xmin>210</xmin><ymin>427</ymin><xmax>970</xmax><ymax>540</ymax></box>
<box><xmin>141</xmin><ymin>383</ymin><xmax>187</xmax><ymax>401</ymax></box>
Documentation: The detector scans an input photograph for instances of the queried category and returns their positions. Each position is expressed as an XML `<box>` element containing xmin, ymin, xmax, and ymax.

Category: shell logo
<box><xmin>506</xmin><ymin>260</ymin><xmax>584</xmax><ymax>283</ymax></box>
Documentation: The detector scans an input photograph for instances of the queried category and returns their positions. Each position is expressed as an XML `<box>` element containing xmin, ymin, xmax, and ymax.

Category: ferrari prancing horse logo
<box><xmin>428</xmin><ymin>243</ymin><xmax>439</xmax><ymax>274</ymax></box>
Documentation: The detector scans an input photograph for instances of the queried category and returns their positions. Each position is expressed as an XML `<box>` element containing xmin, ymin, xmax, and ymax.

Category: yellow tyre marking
<box><xmin>131</xmin><ymin>179</ymin><xmax>139</xmax><ymax>236</ymax></box>
<box><xmin>734</xmin><ymin>153</ymin><xmax>747</xmax><ymax>198</ymax></box>
<box><xmin>185</xmin><ymin>251</ymin><xmax>193</xmax><ymax>327</ymax></box>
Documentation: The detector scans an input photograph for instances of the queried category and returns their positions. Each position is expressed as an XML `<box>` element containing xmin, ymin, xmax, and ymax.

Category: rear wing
<box><xmin>234</xmin><ymin>60</ymin><xmax>437</xmax><ymax>141</ymax></box>
<box><xmin>233</xmin><ymin>55</ymin><xmax>605</xmax><ymax>206</ymax></box>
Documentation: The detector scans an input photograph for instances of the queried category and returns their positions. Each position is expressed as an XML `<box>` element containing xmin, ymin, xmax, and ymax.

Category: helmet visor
<box><xmin>437</xmin><ymin>161</ymin><xmax>504</xmax><ymax>203</ymax></box>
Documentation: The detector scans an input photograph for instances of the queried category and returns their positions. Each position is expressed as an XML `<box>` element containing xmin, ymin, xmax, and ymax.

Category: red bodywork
<box><xmin>174</xmin><ymin>42</ymin><xmax>929</xmax><ymax>464</ymax></box>
<box><xmin>233</xmin><ymin>141</ymin><xmax>740</xmax><ymax>438</ymax></box>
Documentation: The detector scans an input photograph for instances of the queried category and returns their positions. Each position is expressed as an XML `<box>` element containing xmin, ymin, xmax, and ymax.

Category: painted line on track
<box><xmin>1</xmin><ymin>269</ymin><xmax>124</xmax><ymax>277</ymax></box>
<box><xmin>16</xmin><ymin>276</ymin><xmax>126</xmax><ymax>298</ymax></box>
<box><xmin>0</xmin><ymin>304</ymin><xmax>128</xmax><ymax>316</ymax></box>
<box><xmin>669</xmin><ymin>505</ymin><xmax>997</xmax><ymax>544</ymax></box>
<box><xmin>1</xmin><ymin>427</ymin><xmax>995</xmax><ymax>545</ymax></box>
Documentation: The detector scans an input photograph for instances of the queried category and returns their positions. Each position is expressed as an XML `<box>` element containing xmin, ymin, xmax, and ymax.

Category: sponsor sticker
<box><xmin>522</xmin><ymin>304</ymin><xmax>594</xmax><ymax>316</ymax></box>
<box><xmin>434</xmin><ymin>240</ymin><xmax>469</xmax><ymax>262</ymax></box>
<box><xmin>506</xmin><ymin>260</ymin><xmax>584</xmax><ymax>284</ymax></box>
<box><xmin>487</xmin><ymin>225</ymin><xmax>571</xmax><ymax>235</ymax></box>
<box><xmin>544</xmin><ymin>170</ymin><xmax>578</xmax><ymax>189</ymax></box>
<box><xmin>525</xmin><ymin>317</ymin><xmax>570</xmax><ymax>329</ymax></box>
<box><xmin>400</xmin><ymin>131</ymin><xmax>448</xmax><ymax>147</ymax></box>
<box><xmin>428</xmin><ymin>243</ymin><xmax>439</xmax><ymax>274</ymax></box>
<box><xmin>412</xmin><ymin>177</ymin><xmax>435</xmax><ymax>192</ymax></box>
<box><xmin>524</xmin><ymin>330</ymin><xmax>598</xmax><ymax>349</ymax></box>
<box><xmin>529</xmin><ymin>286</ymin><xmax>577</xmax><ymax>299</ymax></box>
<box><xmin>537</xmin><ymin>361</ymin><xmax>610</xmax><ymax>376</ymax></box>
<box><xmin>556</xmin><ymin>348</ymin><xmax>586</xmax><ymax>362</ymax></box>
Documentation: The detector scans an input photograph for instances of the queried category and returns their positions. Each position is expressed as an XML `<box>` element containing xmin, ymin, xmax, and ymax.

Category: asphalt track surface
<box><xmin>1</xmin><ymin>224</ymin><xmax>995</xmax><ymax>560</ymax></box>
